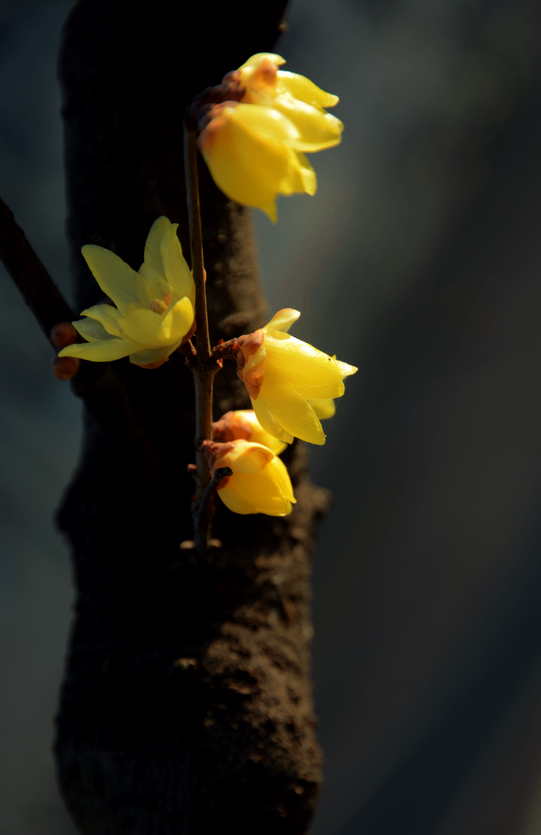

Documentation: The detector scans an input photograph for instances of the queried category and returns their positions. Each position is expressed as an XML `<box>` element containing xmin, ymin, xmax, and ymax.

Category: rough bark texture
<box><xmin>54</xmin><ymin>1</ymin><xmax>326</xmax><ymax>832</ymax></box>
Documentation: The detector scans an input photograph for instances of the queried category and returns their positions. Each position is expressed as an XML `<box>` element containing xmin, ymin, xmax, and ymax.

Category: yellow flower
<box><xmin>212</xmin><ymin>409</ymin><xmax>288</xmax><ymax>455</ymax></box>
<box><xmin>235</xmin><ymin>309</ymin><xmax>357</xmax><ymax>445</ymax></box>
<box><xmin>204</xmin><ymin>438</ymin><xmax>296</xmax><ymax>516</ymax></box>
<box><xmin>58</xmin><ymin>217</ymin><xmax>195</xmax><ymax>367</ymax></box>
<box><xmin>198</xmin><ymin>53</ymin><xmax>343</xmax><ymax>221</ymax></box>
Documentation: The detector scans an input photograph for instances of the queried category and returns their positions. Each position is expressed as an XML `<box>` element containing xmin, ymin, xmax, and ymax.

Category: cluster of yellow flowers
<box><xmin>198</xmin><ymin>53</ymin><xmax>343</xmax><ymax>221</ymax></box>
<box><xmin>58</xmin><ymin>54</ymin><xmax>355</xmax><ymax>519</ymax></box>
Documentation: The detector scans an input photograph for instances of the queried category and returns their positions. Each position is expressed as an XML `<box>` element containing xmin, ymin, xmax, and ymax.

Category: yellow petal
<box><xmin>128</xmin><ymin>342</ymin><xmax>181</xmax><ymax>366</ymax></box>
<box><xmin>156</xmin><ymin>297</ymin><xmax>194</xmax><ymax>345</ymax></box>
<box><xmin>240</xmin><ymin>53</ymin><xmax>286</xmax><ymax>69</ymax></box>
<box><xmin>294</xmin><ymin>152</ymin><xmax>317</xmax><ymax>195</ymax></box>
<box><xmin>217</xmin><ymin>483</ymin><xmax>257</xmax><ymax>514</ymax></box>
<box><xmin>266</xmin><ymin>456</ymin><xmax>296</xmax><ymax>504</ymax></box>
<box><xmin>71</xmin><ymin>317</ymin><xmax>109</xmax><ymax>342</ymax></box>
<box><xmin>264</xmin><ymin>334</ymin><xmax>354</xmax><ymax>396</ymax></box>
<box><xmin>308</xmin><ymin>398</ymin><xmax>336</xmax><ymax>420</ymax></box>
<box><xmin>213</xmin><ymin>438</ymin><xmax>295</xmax><ymax>515</ymax></box>
<box><xmin>79</xmin><ymin>303</ymin><xmax>122</xmax><ymax>336</ymax></box>
<box><xmin>136</xmin><ymin>263</ymin><xmax>172</xmax><ymax>307</ymax></box>
<box><xmin>143</xmin><ymin>216</ymin><xmax>170</xmax><ymax>276</ymax></box>
<box><xmin>118</xmin><ymin>308</ymin><xmax>160</xmax><ymax>346</ymax></box>
<box><xmin>239</xmin><ymin>56</ymin><xmax>279</xmax><ymax>103</ymax></box>
<box><xmin>273</xmin><ymin>94</ymin><xmax>343</xmax><ymax>151</ymax></box>
<box><xmin>82</xmin><ymin>245</ymin><xmax>139</xmax><ymax>314</ymax></box>
<box><xmin>223</xmin><ymin>440</ymin><xmax>274</xmax><ymax>474</ymax></box>
<box><xmin>277</xmin><ymin>71</ymin><xmax>339</xmax><ymax>108</ymax></box>
<box><xmin>234</xmin><ymin>470</ymin><xmax>294</xmax><ymax>515</ymax></box>
<box><xmin>200</xmin><ymin>104</ymin><xmax>303</xmax><ymax>220</ymax></box>
<box><xmin>251</xmin><ymin>396</ymin><xmax>295</xmax><ymax>444</ymax></box>
<box><xmin>262</xmin><ymin>308</ymin><xmax>300</xmax><ymax>334</ymax></box>
<box><xmin>259</xmin><ymin>380</ymin><xmax>326</xmax><ymax>445</ymax></box>
<box><xmin>59</xmin><ymin>337</ymin><xmax>135</xmax><ymax>362</ymax></box>
<box><xmin>160</xmin><ymin>223</ymin><xmax>194</xmax><ymax>303</ymax></box>
<box><xmin>234</xmin><ymin>410</ymin><xmax>289</xmax><ymax>454</ymax></box>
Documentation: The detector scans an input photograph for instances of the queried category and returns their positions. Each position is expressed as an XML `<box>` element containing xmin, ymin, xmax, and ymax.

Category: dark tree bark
<box><xmin>54</xmin><ymin>1</ymin><xmax>326</xmax><ymax>832</ymax></box>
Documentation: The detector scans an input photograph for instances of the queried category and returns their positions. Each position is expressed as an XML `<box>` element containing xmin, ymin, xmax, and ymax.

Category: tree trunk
<box><xmin>54</xmin><ymin>1</ymin><xmax>325</xmax><ymax>832</ymax></box>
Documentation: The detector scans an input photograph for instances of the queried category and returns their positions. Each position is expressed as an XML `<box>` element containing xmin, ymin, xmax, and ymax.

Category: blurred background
<box><xmin>2</xmin><ymin>0</ymin><xmax>541</xmax><ymax>833</ymax></box>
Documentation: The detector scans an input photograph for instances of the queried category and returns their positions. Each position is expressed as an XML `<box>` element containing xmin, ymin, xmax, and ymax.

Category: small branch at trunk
<box><xmin>194</xmin><ymin>465</ymin><xmax>232</xmax><ymax>554</ymax></box>
<box><xmin>0</xmin><ymin>196</ymin><xmax>74</xmax><ymax>342</ymax></box>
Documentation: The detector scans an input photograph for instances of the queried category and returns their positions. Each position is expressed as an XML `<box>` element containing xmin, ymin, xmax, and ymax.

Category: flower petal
<box><xmin>223</xmin><ymin>440</ymin><xmax>274</xmax><ymax>474</ymax></box>
<box><xmin>294</xmin><ymin>151</ymin><xmax>317</xmax><ymax>195</ymax></box>
<box><xmin>264</xmin><ymin>334</ymin><xmax>354</xmax><ymax>395</ymax></box>
<box><xmin>156</xmin><ymin>297</ymin><xmax>194</xmax><ymax>345</ymax></box>
<box><xmin>233</xmin><ymin>470</ymin><xmax>294</xmax><ymax>515</ymax></box>
<box><xmin>277</xmin><ymin>70</ymin><xmax>339</xmax><ymax>109</ymax></box>
<box><xmin>160</xmin><ymin>223</ymin><xmax>194</xmax><ymax>303</ymax></box>
<box><xmin>143</xmin><ymin>216</ymin><xmax>170</xmax><ymax>276</ymax></box>
<box><xmin>59</xmin><ymin>337</ymin><xmax>135</xmax><ymax>362</ymax></box>
<box><xmin>71</xmin><ymin>317</ymin><xmax>110</xmax><ymax>343</ymax></box>
<box><xmin>274</xmin><ymin>94</ymin><xmax>344</xmax><ymax>151</ymax></box>
<box><xmin>259</xmin><ymin>380</ymin><xmax>325</xmax><ymax>445</ymax></box>
<box><xmin>232</xmin><ymin>410</ymin><xmax>289</xmax><ymax>454</ymax></box>
<box><xmin>240</xmin><ymin>53</ymin><xmax>286</xmax><ymax>69</ymax></box>
<box><xmin>262</xmin><ymin>308</ymin><xmax>300</xmax><ymax>333</ymax></box>
<box><xmin>251</xmin><ymin>396</ymin><xmax>295</xmax><ymax>443</ymax></box>
<box><xmin>82</xmin><ymin>245</ymin><xmax>140</xmax><ymax>314</ymax></box>
<box><xmin>217</xmin><ymin>483</ymin><xmax>257</xmax><ymax>515</ymax></box>
<box><xmin>136</xmin><ymin>263</ymin><xmax>172</xmax><ymax>306</ymax></box>
<box><xmin>128</xmin><ymin>342</ymin><xmax>182</xmax><ymax>366</ymax></box>
<box><xmin>308</xmin><ymin>398</ymin><xmax>336</xmax><ymax>419</ymax></box>
<box><xmin>80</xmin><ymin>303</ymin><xmax>123</xmax><ymax>336</ymax></box>
<box><xmin>200</xmin><ymin>104</ymin><xmax>304</xmax><ymax>221</ymax></box>
<box><xmin>118</xmin><ymin>308</ymin><xmax>161</xmax><ymax>346</ymax></box>
<box><xmin>266</xmin><ymin>456</ymin><xmax>296</xmax><ymax>504</ymax></box>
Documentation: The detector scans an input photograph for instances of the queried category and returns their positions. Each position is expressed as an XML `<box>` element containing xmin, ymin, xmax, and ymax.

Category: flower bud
<box><xmin>204</xmin><ymin>438</ymin><xmax>296</xmax><ymax>516</ymax></box>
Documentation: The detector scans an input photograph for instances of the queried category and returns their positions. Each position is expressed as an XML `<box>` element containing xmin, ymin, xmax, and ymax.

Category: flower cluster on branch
<box><xmin>51</xmin><ymin>53</ymin><xmax>356</xmax><ymax>542</ymax></box>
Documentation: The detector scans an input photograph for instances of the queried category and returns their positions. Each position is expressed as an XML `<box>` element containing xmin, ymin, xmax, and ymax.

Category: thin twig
<box><xmin>183</xmin><ymin>122</ymin><xmax>221</xmax><ymax>551</ymax></box>
<box><xmin>194</xmin><ymin>466</ymin><xmax>232</xmax><ymax>555</ymax></box>
<box><xmin>184</xmin><ymin>126</ymin><xmax>211</xmax><ymax>357</ymax></box>
<box><xmin>0</xmin><ymin>196</ymin><xmax>74</xmax><ymax>342</ymax></box>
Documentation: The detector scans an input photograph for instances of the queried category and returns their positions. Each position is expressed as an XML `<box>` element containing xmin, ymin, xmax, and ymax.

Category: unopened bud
<box><xmin>51</xmin><ymin>322</ymin><xmax>78</xmax><ymax>348</ymax></box>
<box><xmin>52</xmin><ymin>355</ymin><xmax>79</xmax><ymax>380</ymax></box>
<box><xmin>212</xmin><ymin>411</ymin><xmax>252</xmax><ymax>442</ymax></box>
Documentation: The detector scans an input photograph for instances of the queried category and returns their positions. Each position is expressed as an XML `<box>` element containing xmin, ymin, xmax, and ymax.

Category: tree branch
<box><xmin>0</xmin><ymin>196</ymin><xmax>74</xmax><ymax>342</ymax></box>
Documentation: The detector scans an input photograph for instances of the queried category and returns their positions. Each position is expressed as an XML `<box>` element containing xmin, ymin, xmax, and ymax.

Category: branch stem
<box><xmin>0</xmin><ymin>196</ymin><xmax>74</xmax><ymax>342</ymax></box>
<box><xmin>184</xmin><ymin>125</ymin><xmax>211</xmax><ymax>357</ymax></box>
<box><xmin>194</xmin><ymin>466</ymin><xmax>232</xmax><ymax>555</ymax></box>
<box><xmin>184</xmin><ymin>123</ymin><xmax>221</xmax><ymax>551</ymax></box>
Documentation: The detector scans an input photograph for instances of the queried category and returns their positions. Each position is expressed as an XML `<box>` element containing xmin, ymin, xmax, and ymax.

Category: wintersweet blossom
<box><xmin>232</xmin><ymin>309</ymin><xmax>357</xmax><ymax>446</ymax></box>
<box><xmin>58</xmin><ymin>217</ymin><xmax>195</xmax><ymax>368</ymax></box>
<box><xmin>212</xmin><ymin>409</ymin><xmax>288</xmax><ymax>455</ymax></box>
<box><xmin>198</xmin><ymin>53</ymin><xmax>343</xmax><ymax>221</ymax></box>
<box><xmin>203</xmin><ymin>439</ymin><xmax>296</xmax><ymax>516</ymax></box>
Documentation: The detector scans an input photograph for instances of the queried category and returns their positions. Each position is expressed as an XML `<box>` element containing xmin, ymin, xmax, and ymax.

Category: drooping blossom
<box><xmin>198</xmin><ymin>53</ymin><xmax>343</xmax><ymax>221</ymax></box>
<box><xmin>228</xmin><ymin>309</ymin><xmax>357</xmax><ymax>445</ymax></box>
